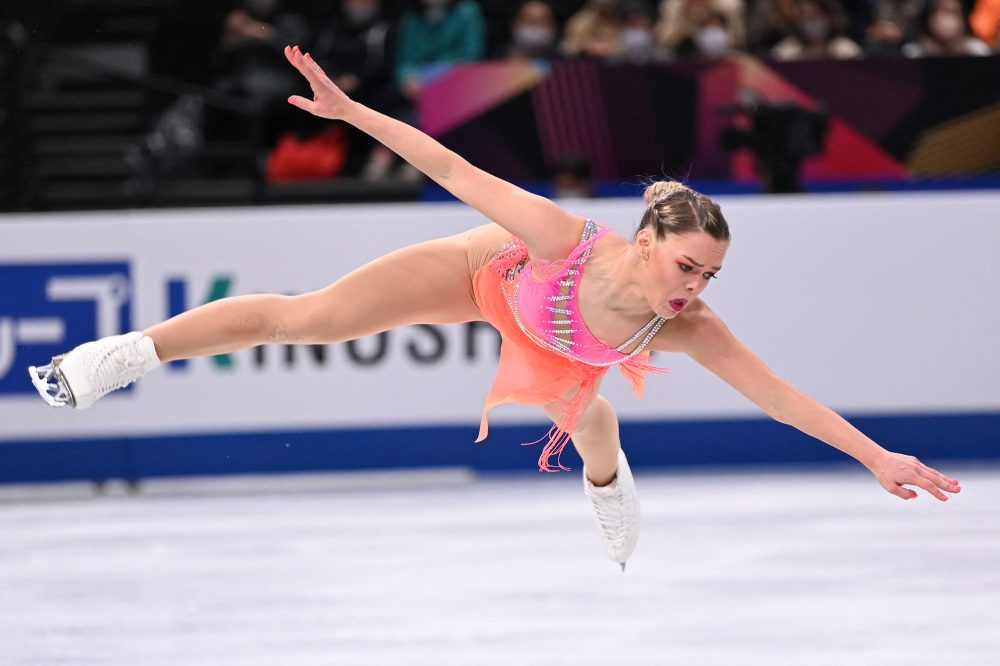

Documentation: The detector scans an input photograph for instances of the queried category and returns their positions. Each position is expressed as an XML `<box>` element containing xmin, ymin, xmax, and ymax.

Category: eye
<box><xmin>704</xmin><ymin>272</ymin><xmax>718</xmax><ymax>280</ymax></box>
<box><xmin>678</xmin><ymin>263</ymin><xmax>693</xmax><ymax>273</ymax></box>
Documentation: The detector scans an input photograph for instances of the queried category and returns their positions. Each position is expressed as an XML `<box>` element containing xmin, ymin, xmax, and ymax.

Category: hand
<box><xmin>867</xmin><ymin>450</ymin><xmax>961</xmax><ymax>501</ymax></box>
<box><xmin>283</xmin><ymin>45</ymin><xmax>354</xmax><ymax>120</ymax></box>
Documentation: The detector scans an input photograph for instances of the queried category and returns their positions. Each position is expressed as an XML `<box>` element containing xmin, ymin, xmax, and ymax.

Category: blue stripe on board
<box><xmin>420</xmin><ymin>177</ymin><xmax>1000</xmax><ymax>201</ymax></box>
<box><xmin>1</xmin><ymin>412</ymin><xmax>997</xmax><ymax>484</ymax></box>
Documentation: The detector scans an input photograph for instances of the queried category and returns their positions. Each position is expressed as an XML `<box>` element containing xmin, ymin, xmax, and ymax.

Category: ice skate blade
<box><xmin>27</xmin><ymin>358</ymin><xmax>75</xmax><ymax>408</ymax></box>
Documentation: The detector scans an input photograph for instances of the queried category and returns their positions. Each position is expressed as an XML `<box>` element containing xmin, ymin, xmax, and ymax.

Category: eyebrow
<box><xmin>682</xmin><ymin>255</ymin><xmax>722</xmax><ymax>270</ymax></box>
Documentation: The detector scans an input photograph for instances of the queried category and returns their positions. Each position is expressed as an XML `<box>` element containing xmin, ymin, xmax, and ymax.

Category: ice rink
<box><xmin>2</xmin><ymin>462</ymin><xmax>997</xmax><ymax>666</ymax></box>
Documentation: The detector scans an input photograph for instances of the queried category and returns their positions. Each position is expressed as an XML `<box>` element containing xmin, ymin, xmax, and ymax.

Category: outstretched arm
<box><xmin>282</xmin><ymin>45</ymin><xmax>582</xmax><ymax>260</ymax></box>
<box><xmin>672</xmin><ymin>304</ymin><xmax>961</xmax><ymax>501</ymax></box>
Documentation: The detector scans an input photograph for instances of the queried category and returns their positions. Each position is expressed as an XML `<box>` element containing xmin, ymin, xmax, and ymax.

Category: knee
<box><xmin>223</xmin><ymin>293</ymin><xmax>327</xmax><ymax>344</ymax></box>
<box><xmin>576</xmin><ymin>395</ymin><xmax>618</xmax><ymax>433</ymax></box>
<box><xmin>213</xmin><ymin>294</ymin><xmax>286</xmax><ymax>342</ymax></box>
<box><xmin>279</xmin><ymin>288</ymin><xmax>364</xmax><ymax>344</ymax></box>
<box><xmin>543</xmin><ymin>395</ymin><xmax>618</xmax><ymax>431</ymax></box>
<box><xmin>279</xmin><ymin>293</ymin><xmax>331</xmax><ymax>343</ymax></box>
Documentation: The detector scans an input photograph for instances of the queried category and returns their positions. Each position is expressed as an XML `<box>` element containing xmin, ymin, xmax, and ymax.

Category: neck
<box><xmin>592</xmin><ymin>237</ymin><xmax>654</xmax><ymax>319</ymax></box>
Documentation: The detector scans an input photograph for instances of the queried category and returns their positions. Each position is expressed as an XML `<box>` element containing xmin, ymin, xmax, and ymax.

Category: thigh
<box><xmin>291</xmin><ymin>232</ymin><xmax>484</xmax><ymax>343</ymax></box>
<box><xmin>541</xmin><ymin>375</ymin><xmax>608</xmax><ymax>423</ymax></box>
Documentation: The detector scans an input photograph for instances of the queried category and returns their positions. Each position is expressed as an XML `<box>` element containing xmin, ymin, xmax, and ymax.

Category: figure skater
<box><xmin>28</xmin><ymin>45</ymin><xmax>961</xmax><ymax>570</ymax></box>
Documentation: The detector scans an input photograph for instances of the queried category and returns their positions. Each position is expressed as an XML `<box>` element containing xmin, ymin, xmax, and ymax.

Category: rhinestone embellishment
<box><xmin>497</xmin><ymin>219</ymin><xmax>665</xmax><ymax>367</ymax></box>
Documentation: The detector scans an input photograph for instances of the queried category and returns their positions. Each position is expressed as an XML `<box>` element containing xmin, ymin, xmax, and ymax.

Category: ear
<box><xmin>635</xmin><ymin>227</ymin><xmax>654</xmax><ymax>253</ymax></box>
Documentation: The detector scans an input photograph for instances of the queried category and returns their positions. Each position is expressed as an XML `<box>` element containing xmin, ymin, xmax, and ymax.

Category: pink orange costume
<box><xmin>472</xmin><ymin>219</ymin><xmax>668</xmax><ymax>472</ymax></box>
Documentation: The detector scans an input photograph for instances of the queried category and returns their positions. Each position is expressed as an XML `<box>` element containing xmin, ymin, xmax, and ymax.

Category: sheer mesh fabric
<box><xmin>472</xmin><ymin>221</ymin><xmax>667</xmax><ymax>472</ymax></box>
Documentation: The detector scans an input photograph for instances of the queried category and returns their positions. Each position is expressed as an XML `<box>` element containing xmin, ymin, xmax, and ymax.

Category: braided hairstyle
<box><xmin>635</xmin><ymin>181</ymin><xmax>731</xmax><ymax>242</ymax></box>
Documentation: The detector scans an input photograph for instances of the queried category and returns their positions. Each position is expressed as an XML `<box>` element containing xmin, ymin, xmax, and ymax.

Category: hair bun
<box><xmin>642</xmin><ymin>180</ymin><xmax>689</xmax><ymax>206</ymax></box>
<box><xmin>634</xmin><ymin>180</ymin><xmax>731</xmax><ymax>243</ymax></box>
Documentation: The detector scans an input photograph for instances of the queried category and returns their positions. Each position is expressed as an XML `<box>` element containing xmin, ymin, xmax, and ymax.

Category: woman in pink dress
<box><xmin>29</xmin><ymin>46</ymin><xmax>960</xmax><ymax>570</ymax></box>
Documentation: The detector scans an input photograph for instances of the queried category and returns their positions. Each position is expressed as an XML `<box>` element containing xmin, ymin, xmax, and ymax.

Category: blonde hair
<box><xmin>636</xmin><ymin>181</ymin><xmax>731</xmax><ymax>242</ymax></box>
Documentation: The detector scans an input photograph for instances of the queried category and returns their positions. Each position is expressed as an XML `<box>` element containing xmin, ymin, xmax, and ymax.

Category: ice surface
<box><xmin>1</xmin><ymin>463</ymin><xmax>997</xmax><ymax>666</ymax></box>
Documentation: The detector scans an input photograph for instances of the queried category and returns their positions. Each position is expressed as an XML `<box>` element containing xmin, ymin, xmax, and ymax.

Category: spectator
<box><xmin>872</xmin><ymin>0</ymin><xmax>927</xmax><ymax>29</ymax></box>
<box><xmin>863</xmin><ymin>0</ymin><xmax>924</xmax><ymax>56</ymax></box>
<box><xmin>498</xmin><ymin>0</ymin><xmax>561</xmax><ymax>60</ymax></box>
<box><xmin>217</xmin><ymin>0</ymin><xmax>310</xmax><ymax>103</ymax></box>
<box><xmin>771</xmin><ymin>0</ymin><xmax>863</xmax><ymax>59</ymax></box>
<box><xmin>865</xmin><ymin>14</ymin><xmax>908</xmax><ymax>55</ymax></box>
<box><xmin>396</xmin><ymin>0</ymin><xmax>487</xmax><ymax>101</ymax></box>
<box><xmin>314</xmin><ymin>0</ymin><xmax>396</xmax><ymax>104</ymax></box>
<box><xmin>312</xmin><ymin>0</ymin><xmax>403</xmax><ymax>177</ymax></box>
<box><xmin>212</xmin><ymin>0</ymin><xmax>310</xmax><ymax>147</ymax></box>
<box><xmin>655</xmin><ymin>0</ymin><xmax>747</xmax><ymax>54</ymax></box>
<box><xmin>692</xmin><ymin>10</ymin><xmax>740</xmax><ymax>57</ymax></box>
<box><xmin>614</xmin><ymin>0</ymin><xmax>673</xmax><ymax>62</ymax></box>
<box><xmin>970</xmin><ymin>0</ymin><xmax>1000</xmax><ymax>49</ymax></box>
<box><xmin>551</xmin><ymin>154</ymin><xmax>595</xmax><ymax>198</ymax></box>
<box><xmin>902</xmin><ymin>0</ymin><xmax>992</xmax><ymax>55</ymax></box>
<box><xmin>745</xmin><ymin>0</ymin><xmax>797</xmax><ymax>54</ymax></box>
<box><xmin>561</xmin><ymin>0</ymin><xmax>626</xmax><ymax>58</ymax></box>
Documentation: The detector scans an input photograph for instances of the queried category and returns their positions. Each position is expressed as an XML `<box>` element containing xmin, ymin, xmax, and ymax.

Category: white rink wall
<box><xmin>1</xmin><ymin>192</ymin><xmax>998</xmax><ymax>479</ymax></box>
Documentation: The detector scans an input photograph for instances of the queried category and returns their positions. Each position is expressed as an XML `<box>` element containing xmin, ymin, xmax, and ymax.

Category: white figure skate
<box><xmin>28</xmin><ymin>331</ymin><xmax>161</xmax><ymax>408</ymax></box>
<box><xmin>584</xmin><ymin>448</ymin><xmax>641</xmax><ymax>571</ymax></box>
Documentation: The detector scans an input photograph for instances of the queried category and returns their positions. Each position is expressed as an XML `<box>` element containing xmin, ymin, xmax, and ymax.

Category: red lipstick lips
<box><xmin>669</xmin><ymin>299</ymin><xmax>688</xmax><ymax>312</ymax></box>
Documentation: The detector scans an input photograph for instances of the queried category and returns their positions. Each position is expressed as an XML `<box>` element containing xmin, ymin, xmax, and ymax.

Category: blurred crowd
<box><xmin>147</xmin><ymin>0</ymin><xmax>999</xmax><ymax>180</ymax></box>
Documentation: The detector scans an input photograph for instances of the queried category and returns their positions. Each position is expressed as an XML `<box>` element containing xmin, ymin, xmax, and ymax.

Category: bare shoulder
<box><xmin>525</xmin><ymin>212</ymin><xmax>589</xmax><ymax>260</ymax></box>
<box><xmin>444</xmin><ymin>158</ymin><xmax>589</xmax><ymax>260</ymax></box>
<box><xmin>464</xmin><ymin>213</ymin><xmax>587</xmax><ymax>262</ymax></box>
<box><xmin>648</xmin><ymin>298</ymin><xmax>732</xmax><ymax>356</ymax></box>
<box><xmin>463</xmin><ymin>217</ymin><xmax>586</xmax><ymax>262</ymax></box>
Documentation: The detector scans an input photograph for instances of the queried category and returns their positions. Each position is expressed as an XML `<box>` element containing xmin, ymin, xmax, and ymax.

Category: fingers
<box><xmin>283</xmin><ymin>44</ymin><xmax>327</xmax><ymax>89</ymax></box>
<box><xmin>931</xmin><ymin>465</ymin><xmax>961</xmax><ymax>490</ymax></box>
<box><xmin>878</xmin><ymin>452</ymin><xmax>962</xmax><ymax>502</ymax></box>
<box><xmin>284</xmin><ymin>45</ymin><xmax>327</xmax><ymax>115</ymax></box>
<box><xmin>911</xmin><ymin>457</ymin><xmax>962</xmax><ymax>499</ymax></box>
<box><xmin>887</xmin><ymin>484</ymin><xmax>915</xmax><ymax>501</ymax></box>
<box><xmin>287</xmin><ymin>95</ymin><xmax>318</xmax><ymax>113</ymax></box>
<box><xmin>892</xmin><ymin>469</ymin><xmax>962</xmax><ymax>502</ymax></box>
<box><xmin>909</xmin><ymin>475</ymin><xmax>949</xmax><ymax>501</ymax></box>
<box><xmin>283</xmin><ymin>44</ymin><xmax>311</xmax><ymax>82</ymax></box>
<box><xmin>916</xmin><ymin>465</ymin><xmax>961</xmax><ymax>496</ymax></box>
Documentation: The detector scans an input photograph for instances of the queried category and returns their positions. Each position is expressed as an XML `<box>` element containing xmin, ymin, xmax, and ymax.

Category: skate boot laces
<box><xmin>584</xmin><ymin>449</ymin><xmax>640</xmax><ymax>570</ymax></box>
<box><xmin>588</xmin><ymin>480</ymin><xmax>635</xmax><ymax>548</ymax></box>
<box><xmin>85</xmin><ymin>335</ymin><xmax>149</xmax><ymax>399</ymax></box>
<box><xmin>28</xmin><ymin>332</ymin><xmax>155</xmax><ymax>408</ymax></box>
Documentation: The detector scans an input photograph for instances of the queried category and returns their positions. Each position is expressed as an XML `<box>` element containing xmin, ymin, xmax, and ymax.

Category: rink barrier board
<box><xmin>0</xmin><ymin>411</ymin><xmax>997</xmax><ymax>483</ymax></box>
<box><xmin>3</xmin><ymin>193</ymin><xmax>1000</xmax><ymax>482</ymax></box>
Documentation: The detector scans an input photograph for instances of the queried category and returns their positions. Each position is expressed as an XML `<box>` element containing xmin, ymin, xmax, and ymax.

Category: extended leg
<box><xmin>145</xmin><ymin>233</ymin><xmax>481</xmax><ymax>361</ymax></box>
<box><xmin>544</xmin><ymin>391</ymin><xmax>641</xmax><ymax>570</ymax></box>
<box><xmin>30</xmin><ymin>232</ymin><xmax>483</xmax><ymax>407</ymax></box>
<box><xmin>542</xmin><ymin>389</ymin><xmax>620</xmax><ymax>486</ymax></box>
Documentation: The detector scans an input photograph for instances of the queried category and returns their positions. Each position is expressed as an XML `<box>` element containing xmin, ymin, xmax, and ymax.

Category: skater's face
<box><xmin>635</xmin><ymin>230</ymin><xmax>728</xmax><ymax>318</ymax></box>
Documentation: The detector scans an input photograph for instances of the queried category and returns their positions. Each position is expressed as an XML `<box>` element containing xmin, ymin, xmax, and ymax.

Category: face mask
<box><xmin>930</xmin><ymin>12</ymin><xmax>964</xmax><ymax>41</ymax></box>
<box><xmin>622</xmin><ymin>27</ymin><xmax>653</xmax><ymax>52</ymax></box>
<box><xmin>514</xmin><ymin>25</ymin><xmax>555</xmax><ymax>49</ymax></box>
<box><xmin>344</xmin><ymin>5</ymin><xmax>379</xmax><ymax>25</ymax></box>
<box><xmin>799</xmin><ymin>16</ymin><xmax>831</xmax><ymax>42</ymax></box>
<box><xmin>694</xmin><ymin>26</ymin><xmax>731</xmax><ymax>55</ymax></box>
